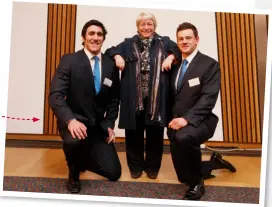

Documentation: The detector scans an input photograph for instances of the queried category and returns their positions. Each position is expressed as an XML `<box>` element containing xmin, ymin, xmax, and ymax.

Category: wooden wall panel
<box><xmin>43</xmin><ymin>4</ymin><xmax>77</xmax><ymax>135</ymax></box>
<box><xmin>216</xmin><ymin>13</ymin><xmax>262</xmax><ymax>144</ymax></box>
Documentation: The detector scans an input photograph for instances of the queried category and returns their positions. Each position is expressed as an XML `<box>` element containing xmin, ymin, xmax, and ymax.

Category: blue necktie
<box><xmin>177</xmin><ymin>59</ymin><xmax>188</xmax><ymax>91</ymax></box>
<box><xmin>93</xmin><ymin>56</ymin><xmax>100</xmax><ymax>94</ymax></box>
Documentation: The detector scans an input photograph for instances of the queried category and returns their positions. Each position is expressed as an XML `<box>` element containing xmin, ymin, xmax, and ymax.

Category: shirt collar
<box><xmin>84</xmin><ymin>47</ymin><xmax>102</xmax><ymax>61</ymax></box>
<box><xmin>182</xmin><ymin>48</ymin><xmax>198</xmax><ymax>64</ymax></box>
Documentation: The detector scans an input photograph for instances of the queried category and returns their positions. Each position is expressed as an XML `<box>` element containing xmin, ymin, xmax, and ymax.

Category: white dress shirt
<box><xmin>175</xmin><ymin>48</ymin><xmax>198</xmax><ymax>90</ymax></box>
<box><xmin>84</xmin><ymin>47</ymin><xmax>102</xmax><ymax>82</ymax></box>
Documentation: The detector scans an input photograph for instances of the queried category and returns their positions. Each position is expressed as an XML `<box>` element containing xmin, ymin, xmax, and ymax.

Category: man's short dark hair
<box><xmin>81</xmin><ymin>19</ymin><xmax>107</xmax><ymax>45</ymax></box>
<box><xmin>176</xmin><ymin>22</ymin><xmax>198</xmax><ymax>37</ymax></box>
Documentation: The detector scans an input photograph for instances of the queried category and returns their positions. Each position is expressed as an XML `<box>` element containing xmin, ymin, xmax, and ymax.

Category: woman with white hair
<box><xmin>105</xmin><ymin>12</ymin><xmax>180</xmax><ymax>179</ymax></box>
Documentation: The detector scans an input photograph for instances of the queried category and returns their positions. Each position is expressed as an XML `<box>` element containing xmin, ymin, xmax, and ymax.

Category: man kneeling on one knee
<box><xmin>167</xmin><ymin>22</ymin><xmax>221</xmax><ymax>200</ymax></box>
<box><xmin>49</xmin><ymin>19</ymin><xmax>122</xmax><ymax>193</ymax></box>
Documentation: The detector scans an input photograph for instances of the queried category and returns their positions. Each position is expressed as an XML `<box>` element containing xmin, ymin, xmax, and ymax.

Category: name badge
<box><xmin>103</xmin><ymin>78</ymin><xmax>112</xmax><ymax>87</ymax></box>
<box><xmin>188</xmin><ymin>77</ymin><xmax>200</xmax><ymax>87</ymax></box>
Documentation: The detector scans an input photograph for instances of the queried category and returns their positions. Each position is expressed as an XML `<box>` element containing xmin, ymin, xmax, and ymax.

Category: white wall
<box><xmin>75</xmin><ymin>5</ymin><xmax>224</xmax><ymax>141</ymax></box>
<box><xmin>6</xmin><ymin>2</ymin><xmax>47</xmax><ymax>134</ymax></box>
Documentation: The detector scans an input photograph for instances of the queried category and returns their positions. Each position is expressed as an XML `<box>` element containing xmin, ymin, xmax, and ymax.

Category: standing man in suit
<box><xmin>49</xmin><ymin>19</ymin><xmax>121</xmax><ymax>194</ymax></box>
<box><xmin>167</xmin><ymin>22</ymin><xmax>221</xmax><ymax>200</ymax></box>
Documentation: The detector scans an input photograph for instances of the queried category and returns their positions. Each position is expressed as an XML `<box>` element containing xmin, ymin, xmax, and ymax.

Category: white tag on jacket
<box><xmin>188</xmin><ymin>77</ymin><xmax>200</xmax><ymax>87</ymax></box>
<box><xmin>103</xmin><ymin>78</ymin><xmax>112</xmax><ymax>87</ymax></box>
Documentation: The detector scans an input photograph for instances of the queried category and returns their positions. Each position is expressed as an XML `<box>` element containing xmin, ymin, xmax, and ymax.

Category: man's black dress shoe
<box><xmin>67</xmin><ymin>176</ymin><xmax>81</xmax><ymax>193</ymax></box>
<box><xmin>212</xmin><ymin>152</ymin><xmax>236</xmax><ymax>172</ymax></box>
<box><xmin>67</xmin><ymin>166</ymin><xmax>81</xmax><ymax>193</ymax></box>
<box><xmin>183</xmin><ymin>179</ymin><xmax>205</xmax><ymax>200</ymax></box>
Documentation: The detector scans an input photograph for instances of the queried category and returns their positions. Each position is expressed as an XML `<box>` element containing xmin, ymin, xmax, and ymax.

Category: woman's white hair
<box><xmin>136</xmin><ymin>12</ymin><xmax>157</xmax><ymax>29</ymax></box>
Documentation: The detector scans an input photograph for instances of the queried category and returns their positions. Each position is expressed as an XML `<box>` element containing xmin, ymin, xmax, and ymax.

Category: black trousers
<box><xmin>125</xmin><ymin>109</ymin><xmax>164</xmax><ymax>173</ymax></box>
<box><xmin>168</xmin><ymin>121</ymin><xmax>212</xmax><ymax>186</ymax></box>
<box><xmin>59</xmin><ymin>125</ymin><xmax>122</xmax><ymax>181</ymax></box>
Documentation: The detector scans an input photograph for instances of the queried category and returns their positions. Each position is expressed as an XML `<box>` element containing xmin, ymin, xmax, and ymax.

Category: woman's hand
<box><xmin>114</xmin><ymin>55</ymin><xmax>125</xmax><ymax>70</ymax></box>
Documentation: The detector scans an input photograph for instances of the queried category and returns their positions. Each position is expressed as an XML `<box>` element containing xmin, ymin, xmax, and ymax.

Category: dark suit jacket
<box><xmin>48</xmin><ymin>49</ymin><xmax>120</xmax><ymax>137</ymax></box>
<box><xmin>168</xmin><ymin>51</ymin><xmax>221</xmax><ymax>140</ymax></box>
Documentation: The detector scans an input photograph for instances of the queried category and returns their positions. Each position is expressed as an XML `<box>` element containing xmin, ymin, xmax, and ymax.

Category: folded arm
<box><xmin>105</xmin><ymin>41</ymin><xmax>127</xmax><ymax>70</ymax></box>
<box><xmin>162</xmin><ymin>38</ymin><xmax>182</xmax><ymax>71</ymax></box>
<box><xmin>105</xmin><ymin>41</ymin><xmax>126</xmax><ymax>59</ymax></box>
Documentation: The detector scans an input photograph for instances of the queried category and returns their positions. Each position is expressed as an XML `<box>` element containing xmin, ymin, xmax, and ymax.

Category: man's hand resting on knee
<box><xmin>106</xmin><ymin>127</ymin><xmax>116</xmax><ymax>144</ymax></box>
<box><xmin>168</xmin><ymin>117</ymin><xmax>188</xmax><ymax>130</ymax></box>
<box><xmin>67</xmin><ymin>119</ymin><xmax>87</xmax><ymax>139</ymax></box>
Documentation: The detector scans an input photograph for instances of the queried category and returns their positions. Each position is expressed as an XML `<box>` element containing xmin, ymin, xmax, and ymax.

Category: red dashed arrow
<box><xmin>1</xmin><ymin>116</ymin><xmax>40</xmax><ymax>122</ymax></box>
